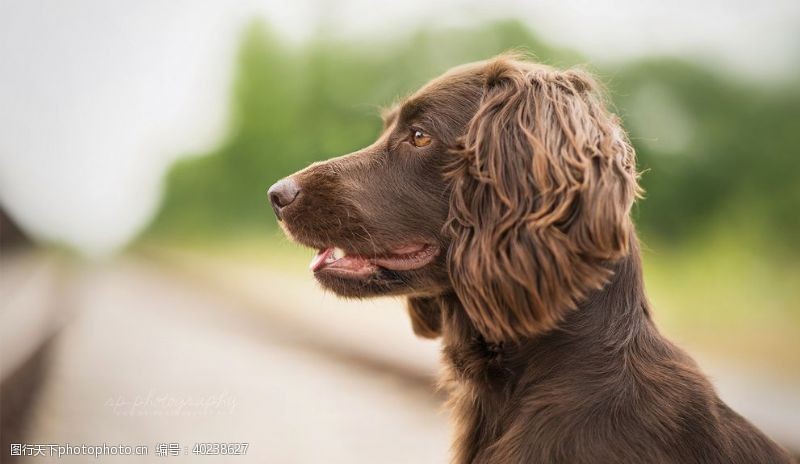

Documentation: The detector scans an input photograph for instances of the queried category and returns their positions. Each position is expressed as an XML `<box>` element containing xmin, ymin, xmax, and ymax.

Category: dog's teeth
<box><xmin>332</xmin><ymin>247</ymin><xmax>345</xmax><ymax>260</ymax></box>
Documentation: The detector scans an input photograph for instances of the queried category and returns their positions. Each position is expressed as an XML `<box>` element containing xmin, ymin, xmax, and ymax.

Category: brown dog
<box><xmin>268</xmin><ymin>55</ymin><xmax>792</xmax><ymax>463</ymax></box>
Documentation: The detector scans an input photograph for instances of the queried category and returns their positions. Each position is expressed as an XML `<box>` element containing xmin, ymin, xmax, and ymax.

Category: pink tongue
<box><xmin>371</xmin><ymin>244</ymin><xmax>437</xmax><ymax>271</ymax></box>
<box><xmin>309</xmin><ymin>248</ymin><xmax>333</xmax><ymax>271</ymax></box>
<box><xmin>309</xmin><ymin>244</ymin><xmax>435</xmax><ymax>273</ymax></box>
<box><xmin>389</xmin><ymin>244</ymin><xmax>426</xmax><ymax>254</ymax></box>
<box><xmin>331</xmin><ymin>255</ymin><xmax>375</xmax><ymax>272</ymax></box>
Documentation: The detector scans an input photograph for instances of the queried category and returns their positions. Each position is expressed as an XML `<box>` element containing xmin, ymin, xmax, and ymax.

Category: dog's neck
<box><xmin>439</xmin><ymin>238</ymin><xmax>651</xmax><ymax>387</ymax></box>
<box><xmin>438</xmin><ymin>240</ymin><xmax>653</xmax><ymax>462</ymax></box>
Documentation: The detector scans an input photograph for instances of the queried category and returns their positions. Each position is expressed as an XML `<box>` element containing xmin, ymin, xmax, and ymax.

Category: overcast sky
<box><xmin>1</xmin><ymin>0</ymin><xmax>797</xmax><ymax>256</ymax></box>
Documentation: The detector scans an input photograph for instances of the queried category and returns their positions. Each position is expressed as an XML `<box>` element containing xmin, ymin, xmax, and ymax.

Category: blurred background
<box><xmin>1</xmin><ymin>0</ymin><xmax>799</xmax><ymax>462</ymax></box>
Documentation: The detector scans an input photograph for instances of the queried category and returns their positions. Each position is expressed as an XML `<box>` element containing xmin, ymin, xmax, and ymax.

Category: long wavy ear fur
<box><xmin>445</xmin><ymin>57</ymin><xmax>640</xmax><ymax>342</ymax></box>
<box><xmin>407</xmin><ymin>297</ymin><xmax>443</xmax><ymax>339</ymax></box>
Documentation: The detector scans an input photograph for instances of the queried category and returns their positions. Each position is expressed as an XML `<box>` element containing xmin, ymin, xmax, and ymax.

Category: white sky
<box><xmin>1</xmin><ymin>0</ymin><xmax>797</xmax><ymax>256</ymax></box>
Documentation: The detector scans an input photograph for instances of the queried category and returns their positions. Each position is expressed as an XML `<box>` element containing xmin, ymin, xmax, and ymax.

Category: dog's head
<box><xmin>269</xmin><ymin>55</ymin><xmax>640</xmax><ymax>342</ymax></box>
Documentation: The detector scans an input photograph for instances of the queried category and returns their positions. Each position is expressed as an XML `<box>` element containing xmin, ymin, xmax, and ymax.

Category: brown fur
<box><xmin>271</xmin><ymin>55</ymin><xmax>793</xmax><ymax>463</ymax></box>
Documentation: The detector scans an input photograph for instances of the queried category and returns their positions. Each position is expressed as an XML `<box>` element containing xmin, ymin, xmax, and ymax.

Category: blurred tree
<box><xmin>144</xmin><ymin>19</ymin><xmax>800</xmax><ymax>256</ymax></box>
<box><xmin>613</xmin><ymin>59</ymin><xmax>800</xmax><ymax>251</ymax></box>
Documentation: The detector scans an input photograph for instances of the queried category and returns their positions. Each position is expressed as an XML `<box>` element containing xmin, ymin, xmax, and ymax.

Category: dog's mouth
<box><xmin>309</xmin><ymin>243</ymin><xmax>439</xmax><ymax>279</ymax></box>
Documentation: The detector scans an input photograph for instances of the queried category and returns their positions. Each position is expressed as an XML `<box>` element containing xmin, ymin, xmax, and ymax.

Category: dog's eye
<box><xmin>411</xmin><ymin>129</ymin><xmax>432</xmax><ymax>148</ymax></box>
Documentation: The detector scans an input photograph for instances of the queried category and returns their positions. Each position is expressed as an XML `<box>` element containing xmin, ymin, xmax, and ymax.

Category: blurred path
<box><xmin>19</xmin><ymin>250</ymin><xmax>800</xmax><ymax>462</ymax></box>
<box><xmin>149</xmin><ymin>247</ymin><xmax>800</xmax><ymax>454</ymax></box>
<box><xmin>1</xmin><ymin>250</ymin><xmax>67</xmax><ymax>459</ymax></box>
<box><xmin>25</xmin><ymin>258</ymin><xmax>449</xmax><ymax>463</ymax></box>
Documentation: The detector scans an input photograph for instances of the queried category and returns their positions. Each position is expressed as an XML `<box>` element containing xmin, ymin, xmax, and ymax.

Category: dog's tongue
<box><xmin>310</xmin><ymin>247</ymin><xmax>378</xmax><ymax>276</ymax></box>
<box><xmin>370</xmin><ymin>244</ymin><xmax>436</xmax><ymax>271</ymax></box>
<box><xmin>310</xmin><ymin>244</ymin><xmax>437</xmax><ymax>273</ymax></box>
<box><xmin>309</xmin><ymin>248</ymin><xmax>333</xmax><ymax>271</ymax></box>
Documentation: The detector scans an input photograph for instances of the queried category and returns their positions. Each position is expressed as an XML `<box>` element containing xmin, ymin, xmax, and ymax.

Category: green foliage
<box><xmin>144</xmin><ymin>19</ymin><xmax>800</xmax><ymax>255</ymax></box>
<box><xmin>612</xmin><ymin>59</ymin><xmax>800</xmax><ymax>250</ymax></box>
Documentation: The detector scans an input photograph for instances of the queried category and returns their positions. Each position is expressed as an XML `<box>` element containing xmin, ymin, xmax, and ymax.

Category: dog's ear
<box><xmin>407</xmin><ymin>297</ymin><xmax>443</xmax><ymax>339</ymax></box>
<box><xmin>445</xmin><ymin>59</ymin><xmax>640</xmax><ymax>342</ymax></box>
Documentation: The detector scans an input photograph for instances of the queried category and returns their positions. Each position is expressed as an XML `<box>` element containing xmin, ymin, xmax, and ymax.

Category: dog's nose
<box><xmin>268</xmin><ymin>178</ymin><xmax>300</xmax><ymax>219</ymax></box>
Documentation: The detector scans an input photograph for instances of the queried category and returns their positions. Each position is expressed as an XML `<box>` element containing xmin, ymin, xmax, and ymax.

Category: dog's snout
<box><xmin>268</xmin><ymin>178</ymin><xmax>300</xmax><ymax>219</ymax></box>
